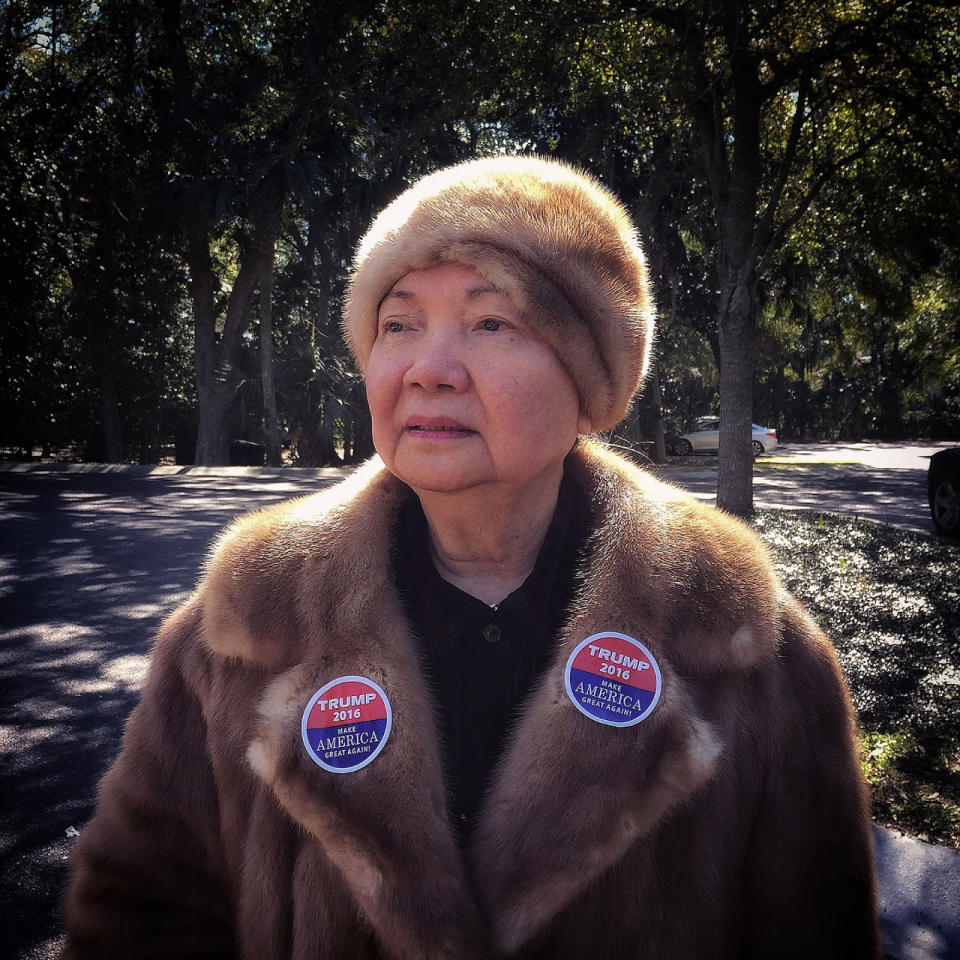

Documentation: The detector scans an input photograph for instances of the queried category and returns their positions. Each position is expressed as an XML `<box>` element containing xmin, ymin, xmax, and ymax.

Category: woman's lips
<box><xmin>404</xmin><ymin>418</ymin><xmax>475</xmax><ymax>439</ymax></box>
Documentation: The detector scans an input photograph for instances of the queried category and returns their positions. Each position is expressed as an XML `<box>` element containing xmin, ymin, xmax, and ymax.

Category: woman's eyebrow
<box><xmin>381</xmin><ymin>289</ymin><xmax>415</xmax><ymax>304</ymax></box>
<box><xmin>381</xmin><ymin>283</ymin><xmax>499</xmax><ymax>305</ymax></box>
<box><xmin>465</xmin><ymin>284</ymin><xmax>498</xmax><ymax>299</ymax></box>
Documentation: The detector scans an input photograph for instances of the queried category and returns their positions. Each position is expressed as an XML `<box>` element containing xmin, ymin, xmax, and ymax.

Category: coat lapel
<box><xmin>465</xmin><ymin>445</ymin><xmax>783</xmax><ymax>953</ymax></box>
<box><xmin>469</xmin><ymin>610</ymin><xmax>723</xmax><ymax>955</ymax></box>
<box><xmin>240</xmin><ymin>467</ymin><xmax>485</xmax><ymax>960</ymax></box>
<box><xmin>248</xmin><ymin>639</ymin><xmax>487</xmax><ymax>960</ymax></box>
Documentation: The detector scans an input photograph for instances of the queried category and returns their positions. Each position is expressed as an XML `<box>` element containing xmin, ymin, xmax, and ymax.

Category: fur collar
<box><xmin>199</xmin><ymin>441</ymin><xmax>784</xmax><ymax>957</ymax></box>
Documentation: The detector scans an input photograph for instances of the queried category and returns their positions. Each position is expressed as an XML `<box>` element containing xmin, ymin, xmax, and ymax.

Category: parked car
<box><xmin>927</xmin><ymin>448</ymin><xmax>960</xmax><ymax>537</ymax></box>
<box><xmin>670</xmin><ymin>417</ymin><xmax>779</xmax><ymax>457</ymax></box>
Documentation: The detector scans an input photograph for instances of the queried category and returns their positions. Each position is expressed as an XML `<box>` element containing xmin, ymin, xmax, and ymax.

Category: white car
<box><xmin>671</xmin><ymin>417</ymin><xmax>778</xmax><ymax>457</ymax></box>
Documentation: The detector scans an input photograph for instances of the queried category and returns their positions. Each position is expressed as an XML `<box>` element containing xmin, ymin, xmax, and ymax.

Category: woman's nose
<box><xmin>402</xmin><ymin>334</ymin><xmax>469</xmax><ymax>391</ymax></box>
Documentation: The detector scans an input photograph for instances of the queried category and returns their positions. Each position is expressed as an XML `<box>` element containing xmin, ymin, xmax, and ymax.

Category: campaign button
<box><xmin>564</xmin><ymin>632</ymin><xmax>662</xmax><ymax>727</ymax></box>
<box><xmin>301</xmin><ymin>675</ymin><xmax>392</xmax><ymax>774</ymax></box>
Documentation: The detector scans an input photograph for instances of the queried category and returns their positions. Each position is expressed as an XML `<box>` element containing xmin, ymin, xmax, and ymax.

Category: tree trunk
<box><xmin>195</xmin><ymin>388</ymin><xmax>232</xmax><ymax>465</ymax></box>
<box><xmin>189</xmin><ymin>213</ymin><xmax>276</xmax><ymax>465</ymax></box>
<box><xmin>260</xmin><ymin>243</ymin><xmax>282</xmax><ymax>467</ymax></box>
<box><xmin>678</xmin><ymin>11</ymin><xmax>763</xmax><ymax>516</ymax></box>
<box><xmin>83</xmin><ymin>304</ymin><xmax>124</xmax><ymax>462</ymax></box>
<box><xmin>317</xmin><ymin>398</ymin><xmax>342</xmax><ymax>465</ymax></box>
<box><xmin>188</xmin><ymin>228</ymin><xmax>230</xmax><ymax>464</ymax></box>
<box><xmin>98</xmin><ymin>363</ymin><xmax>124</xmax><ymax>463</ymax></box>
<box><xmin>648</xmin><ymin>362</ymin><xmax>667</xmax><ymax>464</ymax></box>
<box><xmin>350</xmin><ymin>386</ymin><xmax>375</xmax><ymax>462</ymax></box>
<box><xmin>877</xmin><ymin>332</ymin><xmax>904</xmax><ymax>441</ymax></box>
<box><xmin>72</xmin><ymin>216</ymin><xmax>124</xmax><ymax>462</ymax></box>
<box><xmin>716</xmin><ymin>278</ymin><xmax>755</xmax><ymax>516</ymax></box>
<box><xmin>342</xmin><ymin>406</ymin><xmax>353</xmax><ymax>462</ymax></box>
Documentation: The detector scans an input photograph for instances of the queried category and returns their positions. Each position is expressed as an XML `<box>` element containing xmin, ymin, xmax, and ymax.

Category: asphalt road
<box><xmin>0</xmin><ymin>468</ymin><xmax>340</xmax><ymax>960</ymax></box>
<box><xmin>653</xmin><ymin>440</ymin><xmax>954</xmax><ymax>534</ymax></box>
<box><xmin>0</xmin><ymin>443</ymin><xmax>953</xmax><ymax>959</ymax></box>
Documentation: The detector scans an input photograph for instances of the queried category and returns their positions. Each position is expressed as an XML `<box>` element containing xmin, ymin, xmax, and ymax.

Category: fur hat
<box><xmin>343</xmin><ymin>155</ymin><xmax>654</xmax><ymax>432</ymax></box>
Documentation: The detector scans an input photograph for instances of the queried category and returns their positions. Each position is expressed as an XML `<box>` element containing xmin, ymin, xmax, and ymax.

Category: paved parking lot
<box><xmin>0</xmin><ymin>467</ymin><xmax>341</xmax><ymax>960</ymax></box>
<box><xmin>660</xmin><ymin>440</ymin><xmax>954</xmax><ymax>534</ymax></box>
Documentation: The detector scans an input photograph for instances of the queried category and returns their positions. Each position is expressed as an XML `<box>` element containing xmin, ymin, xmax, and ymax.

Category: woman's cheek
<box><xmin>365</xmin><ymin>363</ymin><xmax>403</xmax><ymax>447</ymax></box>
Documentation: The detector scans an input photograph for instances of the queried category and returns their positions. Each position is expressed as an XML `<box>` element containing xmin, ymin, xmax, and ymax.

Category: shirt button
<box><xmin>483</xmin><ymin>624</ymin><xmax>501</xmax><ymax>643</ymax></box>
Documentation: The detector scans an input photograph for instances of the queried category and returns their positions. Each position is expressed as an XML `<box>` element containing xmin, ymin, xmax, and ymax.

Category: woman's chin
<box><xmin>387</xmin><ymin>456</ymin><xmax>495</xmax><ymax>494</ymax></box>
<box><xmin>386</xmin><ymin>444</ymin><xmax>494</xmax><ymax>496</ymax></box>
<box><xmin>394</xmin><ymin>466</ymin><xmax>490</xmax><ymax>497</ymax></box>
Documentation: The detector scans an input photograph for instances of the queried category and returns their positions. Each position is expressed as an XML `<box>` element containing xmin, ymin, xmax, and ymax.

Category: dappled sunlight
<box><xmin>0</xmin><ymin>467</ymin><xmax>342</xmax><ymax>959</ymax></box>
<box><xmin>753</xmin><ymin>465</ymin><xmax>932</xmax><ymax>532</ymax></box>
<box><xmin>71</xmin><ymin>676</ymin><xmax>128</xmax><ymax>696</ymax></box>
<box><xmin>0</xmin><ymin>722</ymin><xmax>63</xmax><ymax>750</ymax></box>
<box><xmin>101</xmin><ymin>653</ymin><xmax>151</xmax><ymax>688</ymax></box>
<box><xmin>52</xmin><ymin>557</ymin><xmax>103</xmax><ymax>576</ymax></box>
<box><xmin>24</xmin><ymin>647</ymin><xmax>100</xmax><ymax>670</ymax></box>
<box><xmin>871</xmin><ymin>631</ymin><xmax>908</xmax><ymax>649</ymax></box>
<box><xmin>753</xmin><ymin>508</ymin><xmax>960</xmax><ymax>854</ymax></box>
<box><xmin>10</xmin><ymin>696</ymin><xmax>76</xmax><ymax>725</ymax></box>
<box><xmin>753</xmin><ymin>509</ymin><xmax>960</xmax><ymax>734</ymax></box>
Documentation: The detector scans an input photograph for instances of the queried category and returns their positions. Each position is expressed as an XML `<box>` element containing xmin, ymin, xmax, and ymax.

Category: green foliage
<box><xmin>752</xmin><ymin>508</ymin><xmax>960</xmax><ymax>847</ymax></box>
<box><xmin>860</xmin><ymin>727</ymin><xmax>960</xmax><ymax>848</ymax></box>
<box><xmin>1</xmin><ymin>1</ymin><xmax>958</xmax><ymax>462</ymax></box>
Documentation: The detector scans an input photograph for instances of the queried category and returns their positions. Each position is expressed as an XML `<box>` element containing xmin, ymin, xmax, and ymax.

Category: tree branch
<box><xmin>757</xmin><ymin>146</ymin><xmax>867</xmax><ymax>276</ymax></box>
<box><xmin>761</xmin><ymin>0</ymin><xmax>912</xmax><ymax>96</ymax></box>
<box><xmin>754</xmin><ymin>67</ymin><xmax>811</xmax><ymax>259</ymax></box>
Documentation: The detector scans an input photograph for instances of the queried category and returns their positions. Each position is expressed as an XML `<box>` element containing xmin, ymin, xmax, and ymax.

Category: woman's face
<box><xmin>366</xmin><ymin>263</ymin><xmax>590</xmax><ymax>499</ymax></box>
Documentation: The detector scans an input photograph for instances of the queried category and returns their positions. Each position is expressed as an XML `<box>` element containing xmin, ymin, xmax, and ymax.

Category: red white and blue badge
<box><xmin>564</xmin><ymin>632</ymin><xmax>662</xmax><ymax>727</ymax></box>
<box><xmin>301</xmin><ymin>676</ymin><xmax>392</xmax><ymax>774</ymax></box>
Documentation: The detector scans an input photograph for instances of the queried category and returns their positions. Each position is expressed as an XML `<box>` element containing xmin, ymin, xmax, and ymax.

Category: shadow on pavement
<box><xmin>0</xmin><ymin>471</ymin><xmax>337</xmax><ymax>960</ymax></box>
<box><xmin>874</xmin><ymin>825</ymin><xmax>960</xmax><ymax>960</ymax></box>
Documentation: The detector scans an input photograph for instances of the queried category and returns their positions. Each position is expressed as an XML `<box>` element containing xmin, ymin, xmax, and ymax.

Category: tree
<box><xmin>490</xmin><ymin>0</ymin><xmax>960</xmax><ymax>513</ymax></box>
<box><xmin>147</xmin><ymin>0</ymin><xmax>490</xmax><ymax>464</ymax></box>
<box><xmin>0</xmin><ymin>1</ymin><xmax>193</xmax><ymax>462</ymax></box>
<box><xmin>3</xmin><ymin>0</ymin><xmax>957</xmax><ymax>472</ymax></box>
<box><xmin>633</xmin><ymin>1</ymin><xmax>959</xmax><ymax>511</ymax></box>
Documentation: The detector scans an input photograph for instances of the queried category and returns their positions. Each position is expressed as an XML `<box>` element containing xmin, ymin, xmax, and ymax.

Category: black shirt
<box><xmin>392</xmin><ymin>468</ymin><xmax>591</xmax><ymax>846</ymax></box>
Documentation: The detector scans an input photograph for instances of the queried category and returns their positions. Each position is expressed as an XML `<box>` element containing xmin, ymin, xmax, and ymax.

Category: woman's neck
<box><xmin>416</xmin><ymin>471</ymin><xmax>563</xmax><ymax>606</ymax></box>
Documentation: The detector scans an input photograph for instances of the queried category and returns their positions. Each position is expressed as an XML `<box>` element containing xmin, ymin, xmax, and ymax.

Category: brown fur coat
<box><xmin>63</xmin><ymin>442</ymin><xmax>880</xmax><ymax>959</ymax></box>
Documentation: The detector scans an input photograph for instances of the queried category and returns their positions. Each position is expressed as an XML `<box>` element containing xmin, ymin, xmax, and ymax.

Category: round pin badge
<box><xmin>301</xmin><ymin>676</ymin><xmax>392</xmax><ymax>774</ymax></box>
<box><xmin>564</xmin><ymin>632</ymin><xmax>662</xmax><ymax>727</ymax></box>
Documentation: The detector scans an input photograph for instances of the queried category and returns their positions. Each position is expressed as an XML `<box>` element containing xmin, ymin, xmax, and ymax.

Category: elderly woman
<box><xmin>63</xmin><ymin>157</ymin><xmax>880</xmax><ymax>959</ymax></box>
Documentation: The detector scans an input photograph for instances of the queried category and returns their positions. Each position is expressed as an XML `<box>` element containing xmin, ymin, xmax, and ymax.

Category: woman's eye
<box><xmin>382</xmin><ymin>320</ymin><xmax>405</xmax><ymax>334</ymax></box>
<box><xmin>481</xmin><ymin>317</ymin><xmax>504</xmax><ymax>332</ymax></box>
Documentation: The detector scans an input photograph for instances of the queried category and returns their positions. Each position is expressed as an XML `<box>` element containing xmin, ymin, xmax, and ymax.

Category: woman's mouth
<box><xmin>408</xmin><ymin>425</ymin><xmax>469</xmax><ymax>432</ymax></box>
<box><xmin>405</xmin><ymin>419</ymin><xmax>474</xmax><ymax>439</ymax></box>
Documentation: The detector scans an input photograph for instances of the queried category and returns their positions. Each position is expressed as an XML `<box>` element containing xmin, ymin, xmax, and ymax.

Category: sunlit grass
<box><xmin>860</xmin><ymin>728</ymin><xmax>960</xmax><ymax>848</ymax></box>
